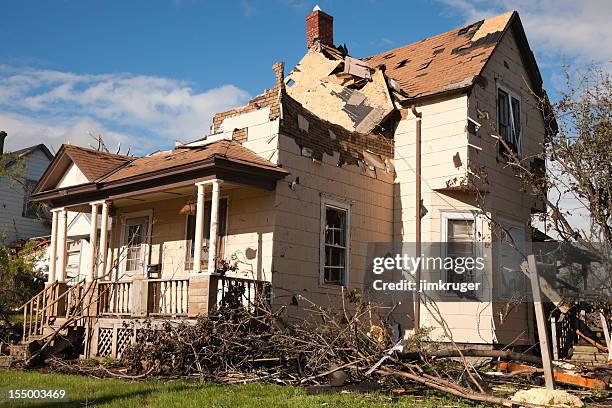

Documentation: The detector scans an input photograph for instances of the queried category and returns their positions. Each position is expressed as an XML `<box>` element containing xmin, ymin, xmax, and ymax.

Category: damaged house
<box><xmin>24</xmin><ymin>8</ymin><xmax>553</xmax><ymax>358</ymax></box>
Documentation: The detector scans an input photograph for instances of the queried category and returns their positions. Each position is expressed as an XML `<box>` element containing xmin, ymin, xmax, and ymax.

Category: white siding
<box><xmin>57</xmin><ymin>163</ymin><xmax>88</xmax><ymax>188</ymax></box>
<box><xmin>0</xmin><ymin>149</ymin><xmax>52</xmax><ymax>243</ymax></box>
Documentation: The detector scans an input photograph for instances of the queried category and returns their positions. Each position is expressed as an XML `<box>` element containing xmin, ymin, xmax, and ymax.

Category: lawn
<box><xmin>0</xmin><ymin>370</ymin><xmax>486</xmax><ymax>407</ymax></box>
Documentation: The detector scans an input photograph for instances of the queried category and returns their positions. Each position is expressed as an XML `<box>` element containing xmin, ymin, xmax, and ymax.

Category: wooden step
<box><xmin>573</xmin><ymin>345</ymin><xmax>602</xmax><ymax>353</ymax></box>
<box><xmin>570</xmin><ymin>351</ymin><xmax>609</xmax><ymax>363</ymax></box>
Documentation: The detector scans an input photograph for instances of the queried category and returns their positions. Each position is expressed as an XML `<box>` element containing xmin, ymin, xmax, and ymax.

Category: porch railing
<box><xmin>217</xmin><ymin>275</ymin><xmax>270</xmax><ymax>311</ymax></box>
<box><xmin>98</xmin><ymin>281</ymin><xmax>132</xmax><ymax>315</ymax></box>
<box><xmin>19</xmin><ymin>279</ymin><xmax>87</xmax><ymax>342</ymax></box>
<box><xmin>148</xmin><ymin>278</ymin><xmax>189</xmax><ymax>316</ymax></box>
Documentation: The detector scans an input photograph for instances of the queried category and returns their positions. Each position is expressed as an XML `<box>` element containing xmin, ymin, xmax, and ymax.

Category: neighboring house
<box><xmin>27</xmin><ymin>9</ymin><xmax>554</xmax><ymax>358</ymax></box>
<box><xmin>0</xmin><ymin>132</ymin><xmax>54</xmax><ymax>244</ymax></box>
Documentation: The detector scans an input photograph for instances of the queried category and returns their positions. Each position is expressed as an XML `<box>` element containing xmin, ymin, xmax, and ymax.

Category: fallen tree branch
<box><xmin>376</xmin><ymin>368</ymin><xmax>532</xmax><ymax>408</ymax></box>
<box><xmin>403</xmin><ymin>348</ymin><xmax>543</xmax><ymax>366</ymax></box>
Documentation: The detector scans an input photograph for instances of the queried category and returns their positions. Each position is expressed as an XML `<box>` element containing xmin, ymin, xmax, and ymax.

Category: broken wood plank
<box><xmin>527</xmin><ymin>255</ymin><xmax>556</xmax><ymax>390</ymax></box>
<box><xmin>498</xmin><ymin>361</ymin><xmax>608</xmax><ymax>389</ymax></box>
<box><xmin>576</xmin><ymin>329</ymin><xmax>609</xmax><ymax>353</ymax></box>
<box><xmin>600</xmin><ymin>312</ymin><xmax>612</xmax><ymax>362</ymax></box>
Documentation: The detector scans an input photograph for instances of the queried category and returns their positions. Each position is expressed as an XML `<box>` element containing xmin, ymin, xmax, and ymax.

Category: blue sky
<box><xmin>1</xmin><ymin>0</ymin><xmax>610</xmax><ymax>154</ymax></box>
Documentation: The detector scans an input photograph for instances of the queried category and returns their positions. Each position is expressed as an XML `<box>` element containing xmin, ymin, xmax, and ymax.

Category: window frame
<box><xmin>184</xmin><ymin>197</ymin><xmax>229</xmax><ymax>271</ymax></box>
<box><xmin>496</xmin><ymin>84</ymin><xmax>523</xmax><ymax>158</ymax></box>
<box><xmin>118</xmin><ymin>210</ymin><xmax>153</xmax><ymax>280</ymax></box>
<box><xmin>319</xmin><ymin>196</ymin><xmax>351</xmax><ymax>287</ymax></box>
<box><xmin>441</xmin><ymin>210</ymin><xmax>482</xmax><ymax>291</ymax></box>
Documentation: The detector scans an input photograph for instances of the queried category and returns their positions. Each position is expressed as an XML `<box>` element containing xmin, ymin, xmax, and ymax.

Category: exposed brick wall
<box><xmin>212</xmin><ymin>63</ymin><xmax>284</xmax><ymax>133</ymax></box>
<box><xmin>232</xmin><ymin>127</ymin><xmax>247</xmax><ymax>143</ymax></box>
<box><xmin>306</xmin><ymin>10</ymin><xmax>333</xmax><ymax>48</ymax></box>
<box><xmin>279</xmin><ymin>93</ymin><xmax>393</xmax><ymax>164</ymax></box>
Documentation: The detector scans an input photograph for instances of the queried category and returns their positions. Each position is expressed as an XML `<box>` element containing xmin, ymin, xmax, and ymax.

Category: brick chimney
<box><xmin>306</xmin><ymin>5</ymin><xmax>333</xmax><ymax>48</ymax></box>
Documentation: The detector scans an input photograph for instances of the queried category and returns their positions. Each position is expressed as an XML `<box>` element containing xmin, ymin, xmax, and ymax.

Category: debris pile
<box><xmin>117</xmin><ymin>289</ymin><xmax>610</xmax><ymax>407</ymax></box>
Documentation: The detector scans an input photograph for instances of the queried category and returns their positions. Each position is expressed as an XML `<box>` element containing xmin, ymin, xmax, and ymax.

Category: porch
<box><xmin>22</xmin><ymin>178</ymin><xmax>277</xmax><ymax>358</ymax></box>
<box><xmin>38</xmin><ymin>175</ymin><xmax>276</xmax><ymax>309</ymax></box>
<box><xmin>24</xmin><ymin>141</ymin><xmax>289</xmax><ymax>358</ymax></box>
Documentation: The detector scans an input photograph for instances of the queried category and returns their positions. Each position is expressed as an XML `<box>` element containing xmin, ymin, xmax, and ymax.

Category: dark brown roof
<box><xmin>63</xmin><ymin>144</ymin><xmax>134</xmax><ymax>181</ymax></box>
<box><xmin>100</xmin><ymin>139</ymin><xmax>283</xmax><ymax>183</ymax></box>
<box><xmin>364</xmin><ymin>11</ymin><xmax>515</xmax><ymax>100</ymax></box>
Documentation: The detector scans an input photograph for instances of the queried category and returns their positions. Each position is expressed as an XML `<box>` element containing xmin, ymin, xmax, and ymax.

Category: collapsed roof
<box><xmin>282</xmin><ymin>9</ymin><xmax>546</xmax><ymax>135</ymax></box>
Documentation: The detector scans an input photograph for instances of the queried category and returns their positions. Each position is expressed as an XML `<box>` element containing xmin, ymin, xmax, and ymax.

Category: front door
<box><xmin>122</xmin><ymin>216</ymin><xmax>149</xmax><ymax>278</ymax></box>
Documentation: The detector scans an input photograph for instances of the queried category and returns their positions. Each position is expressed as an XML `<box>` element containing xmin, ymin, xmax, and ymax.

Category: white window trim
<box><xmin>320</xmin><ymin>197</ymin><xmax>351</xmax><ymax>287</ymax></box>
<box><xmin>496</xmin><ymin>84</ymin><xmax>523</xmax><ymax>158</ymax></box>
<box><xmin>440</xmin><ymin>210</ymin><xmax>483</xmax><ymax>290</ymax></box>
<box><xmin>118</xmin><ymin>209</ymin><xmax>153</xmax><ymax>280</ymax></box>
<box><xmin>441</xmin><ymin>211</ymin><xmax>480</xmax><ymax>252</ymax></box>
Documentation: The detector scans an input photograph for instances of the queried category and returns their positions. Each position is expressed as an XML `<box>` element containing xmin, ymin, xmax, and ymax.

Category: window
<box><xmin>321</xmin><ymin>198</ymin><xmax>350</xmax><ymax>286</ymax></box>
<box><xmin>22</xmin><ymin>179</ymin><xmax>40</xmax><ymax>218</ymax></box>
<box><xmin>497</xmin><ymin>87</ymin><xmax>522</xmax><ymax>157</ymax></box>
<box><xmin>443</xmin><ymin>213</ymin><xmax>478</xmax><ymax>287</ymax></box>
<box><xmin>125</xmin><ymin>219</ymin><xmax>147</xmax><ymax>272</ymax></box>
<box><xmin>185</xmin><ymin>198</ymin><xmax>228</xmax><ymax>270</ymax></box>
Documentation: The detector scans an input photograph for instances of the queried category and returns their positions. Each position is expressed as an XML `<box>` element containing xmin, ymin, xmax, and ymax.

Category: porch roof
<box><xmin>32</xmin><ymin>139</ymin><xmax>288</xmax><ymax>206</ymax></box>
<box><xmin>101</xmin><ymin>139</ymin><xmax>282</xmax><ymax>182</ymax></box>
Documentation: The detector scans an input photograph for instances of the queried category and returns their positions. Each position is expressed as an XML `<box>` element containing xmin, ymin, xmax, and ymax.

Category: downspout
<box><xmin>411</xmin><ymin>106</ymin><xmax>422</xmax><ymax>331</ymax></box>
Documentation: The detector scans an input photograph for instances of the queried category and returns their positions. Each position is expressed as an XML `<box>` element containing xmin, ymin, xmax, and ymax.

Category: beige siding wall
<box><xmin>272</xmin><ymin>133</ymin><xmax>394</xmax><ymax>308</ymax></box>
<box><xmin>57</xmin><ymin>163</ymin><xmax>88</xmax><ymax>188</ymax></box>
<box><xmin>394</xmin><ymin>97</ymin><xmax>497</xmax><ymax>342</ymax></box>
<box><xmin>107</xmin><ymin>186</ymin><xmax>276</xmax><ymax>283</ymax></box>
<box><xmin>391</xmin><ymin>28</ymin><xmax>545</xmax><ymax>344</ymax></box>
<box><xmin>466</xmin><ymin>27</ymin><xmax>545</xmax><ymax>345</ymax></box>
<box><xmin>468</xmin><ymin>27</ymin><xmax>545</xmax><ymax>224</ymax></box>
<box><xmin>393</xmin><ymin>95</ymin><xmax>470</xmax><ymax>243</ymax></box>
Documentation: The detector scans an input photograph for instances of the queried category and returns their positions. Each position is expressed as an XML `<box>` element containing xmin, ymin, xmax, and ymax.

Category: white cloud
<box><xmin>0</xmin><ymin>112</ymin><xmax>136</xmax><ymax>154</ymax></box>
<box><xmin>437</xmin><ymin>0</ymin><xmax>612</xmax><ymax>64</ymax></box>
<box><xmin>0</xmin><ymin>65</ymin><xmax>250</xmax><ymax>153</ymax></box>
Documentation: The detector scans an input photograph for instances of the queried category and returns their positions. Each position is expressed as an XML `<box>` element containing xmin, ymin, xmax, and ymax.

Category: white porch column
<box><xmin>88</xmin><ymin>203</ymin><xmax>99</xmax><ymax>282</ymax></box>
<box><xmin>56</xmin><ymin>208</ymin><xmax>68</xmax><ymax>282</ymax></box>
<box><xmin>193</xmin><ymin>183</ymin><xmax>206</xmax><ymax>273</ymax></box>
<box><xmin>48</xmin><ymin>210</ymin><xmax>59</xmax><ymax>283</ymax></box>
<box><xmin>98</xmin><ymin>201</ymin><xmax>110</xmax><ymax>279</ymax></box>
<box><xmin>207</xmin><ymin>179</ymin><xmax>223</xmax><ymax>274</ymax></box>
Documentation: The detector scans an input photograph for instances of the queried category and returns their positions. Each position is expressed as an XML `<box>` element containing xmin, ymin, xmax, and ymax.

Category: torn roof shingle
<box><xmin>363</xmin><ymin>11</ymin><xmax>515</xmax><ymax>100</ymax></box>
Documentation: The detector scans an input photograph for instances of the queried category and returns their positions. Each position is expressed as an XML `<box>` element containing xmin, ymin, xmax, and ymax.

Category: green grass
<box><xmin>0</xmin><ymin>370</ymin><xmax>486</xmax><ymax>407</ymax></box>
<box><xmin>7</xmin><ymin>312</ymin><xmax>23</xmax><ymax>325</ymax></box>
